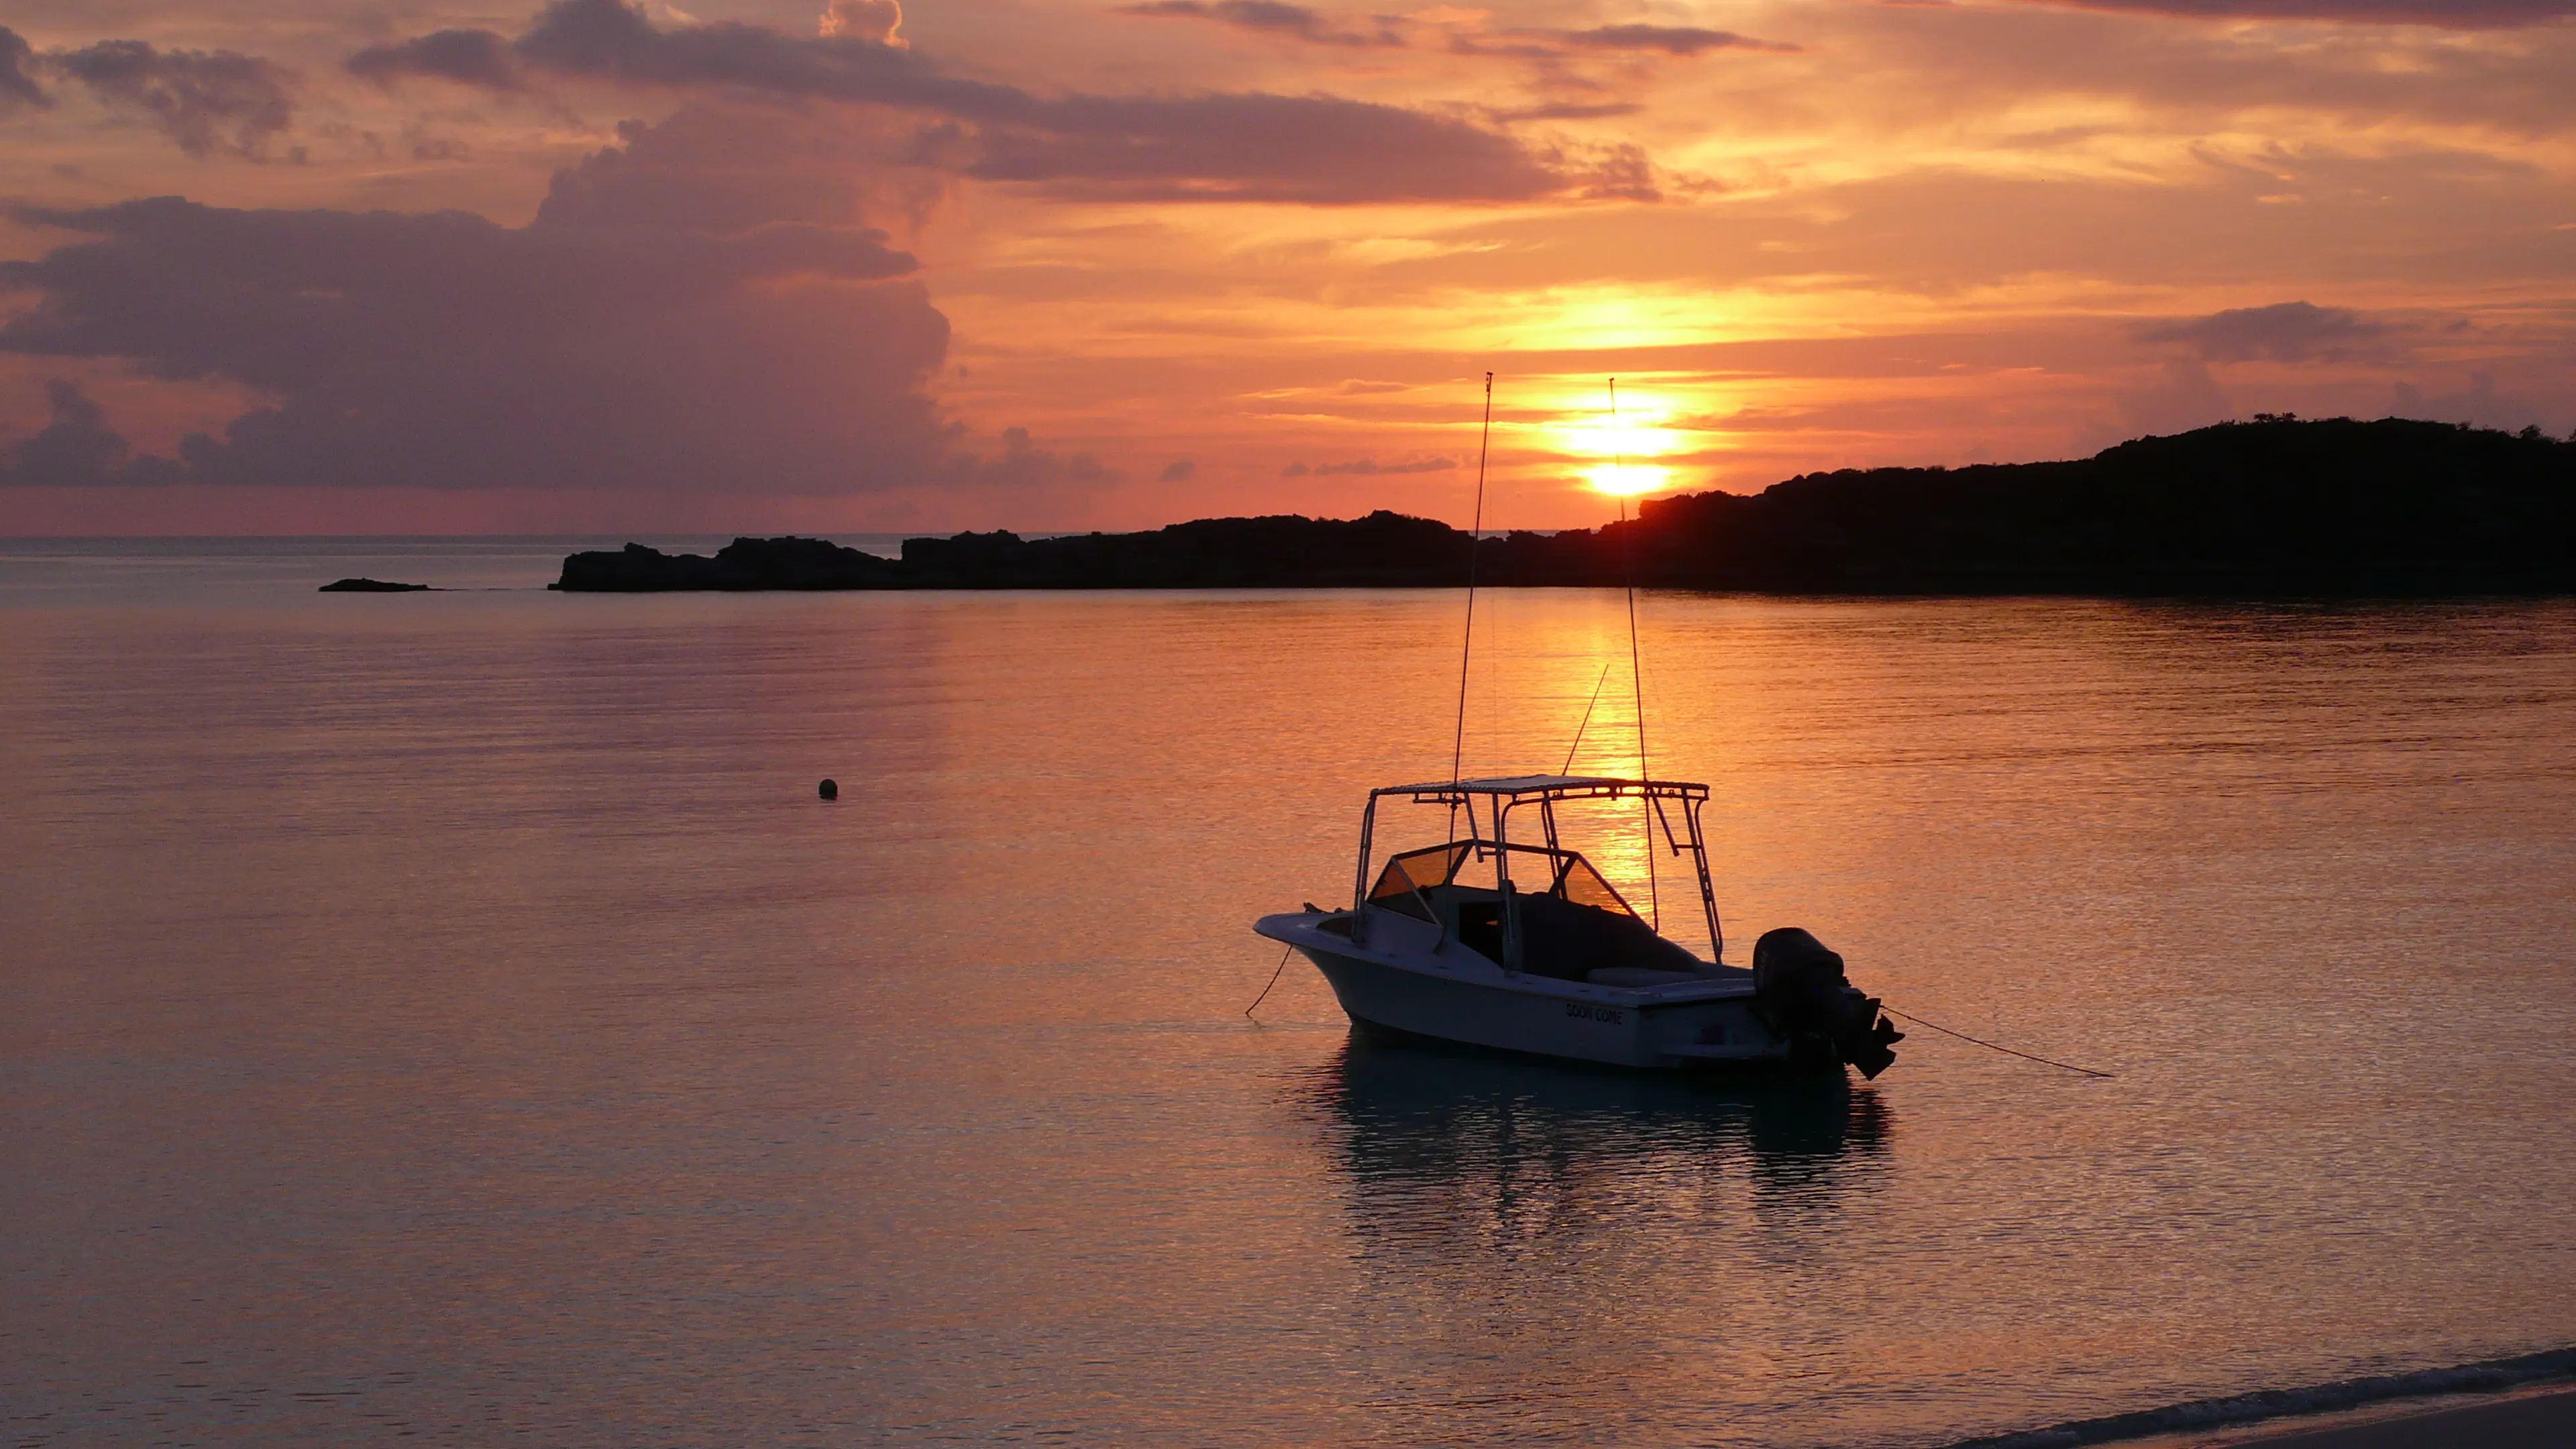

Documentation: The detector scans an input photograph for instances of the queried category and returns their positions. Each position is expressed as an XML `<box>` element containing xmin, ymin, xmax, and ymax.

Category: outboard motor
<box><xmin>1752</xmin><ymin>927</ymin><xmax>1904</xmax><ymax>1079</ymax></box>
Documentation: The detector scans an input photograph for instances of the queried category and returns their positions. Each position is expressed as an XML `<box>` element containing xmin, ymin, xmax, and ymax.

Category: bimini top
<box><xmin>1377</xmin><ymin>773</ymin><xmax>1709</xmax><ymax>802</ymax></box>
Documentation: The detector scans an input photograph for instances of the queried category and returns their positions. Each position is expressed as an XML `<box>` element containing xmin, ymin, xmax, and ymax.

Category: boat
<box><xmin>1253</xmin><ymin>773</ymin><xmax>1902</xmax><ymax>1077</ymax></box>
<box><xmin>1254</xmin><ymin>374</ymin><xmax>1897</xmax><ymax>1077</ymax></box>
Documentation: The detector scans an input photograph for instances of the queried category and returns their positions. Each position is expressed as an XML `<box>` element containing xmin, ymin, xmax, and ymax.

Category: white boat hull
<box><xmin>1256</xmin><ymin>910</ymin><xmax>1819</xmax><ymax>1073</ymax></box>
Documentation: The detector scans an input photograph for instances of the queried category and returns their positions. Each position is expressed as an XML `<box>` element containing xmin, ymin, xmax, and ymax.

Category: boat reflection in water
<box><xmin>1280</xmin><ymin>1030</ymin><xmax>1896</xmax><ymax>1431</ymax></box>
<box><xmin>1300</xmin><ymin>1026</ymin><xmax>1890</xmax><ymax>1209</ymax></box>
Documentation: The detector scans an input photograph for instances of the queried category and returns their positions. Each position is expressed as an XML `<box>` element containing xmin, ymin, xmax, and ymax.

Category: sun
<box><xmin>1546</xmin><ymin>388</ymin><xmax>1683</xmax><ymax>498</ymax></box>
<box><xmin>1586</xmin><ymin>462</ymin><xmax>1669</xmax><ymax>497</ymax></box>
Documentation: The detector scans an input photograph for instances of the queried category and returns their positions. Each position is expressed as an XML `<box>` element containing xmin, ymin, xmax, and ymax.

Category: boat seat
<box><xmin>1515</xmin><ymin>892</ymin><xmax>1705</xmax><ymax>981</ymax></box>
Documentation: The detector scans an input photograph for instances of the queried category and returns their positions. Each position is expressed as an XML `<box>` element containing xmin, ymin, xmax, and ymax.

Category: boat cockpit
<box><xmin>1336</xmin><ymin>775</ymin><xmax>1748</xmax><ymax>989</ymax></box>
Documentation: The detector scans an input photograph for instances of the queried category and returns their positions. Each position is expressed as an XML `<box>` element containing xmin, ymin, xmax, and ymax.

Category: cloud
<box><xmin>1486</xmin><ymin>101</ymin><xmax>1642</xmax><ymax>121</ymax></box>
<box><xmin>1765</xmin><ymin>2</ymin><xmax>2576</xmax><ymax>163</ymax></box>
<box><xmin>967</xmin><ymin>95</ymin><xmax>1580</xmax><ymax>202</ymax></box>
<box><xmin>2392</xmin><ymin>372</ymin><xmax>2553</xmax><ymax>431</ymax></box>
<box><xmin>819</xmin><ymin>0</ymin><xmax>906</xmax><ymax>45</ymax></box>
<box><xmin>1113</xmin><ymin>3</ymin><xmax>1786</xmax><ymax>55</ymax></box>
<box><xmin>46</xmin><ymin>40</ymin><xmax>298</xmax><ymax>158</ymax></box>
<box><xmin>344</xmin><ymin>0</ymin><xmax>1613</xmax><ymax>203</ymax></box>
<box><xmin>2114</xmin><ymin>357</ymin><xmax>2233</xmax><ymax>437</ymax></box>
<box><xmin>346</xmin><ymin>28</ymin><xmax>522</xmax><ymax>90</ymax></box>
<box><xmin>2137</xmin><ymin>301</ymin><xmax>2398</xmax><ymax>363</ymax></box>
<box><xmin>0</xmin><ymin>378</ymin><xmax>184</xmax><ymax>486</ymax></box>
<box><xmin>956</xmin><ymin>425</ymin><xmax>1115</xmax><ymax>492</ymax></box>
<box><xmin>1</xmin><ymin>28</ymin><xmax>48</xmax><ymax>115</ymax></box>
<box><xmin>1116</xmin><ymin>1</ymin><xmax>1405</xmax><ymax>47</ymax></box>
<box><xmin>1157</xmin><ymin>458</ymin><xmax>1197</xmax><ymax>481</ymax></box>
<box><xmin>1448</xmin><ymin>21</ymin><xmax>1795</xmax><ymax>58</ymax></box>
<box><xmin>1551</xmin><ymin>24</ymin><xmax>1793</xmax><ymax>55</ymax></box>
<box><xmin>0</xmin><ymin>30</ymin><xmax>297</xmax><ymax>156</ymax></box>
<box><xmin>538</xmin><ymin>101</ymin><xmax>953</xmax><ymax>235</ymax></box>
<box><xmin>0</xmin><ymin>106</ymin><xmax>967</xmax><ymax>493</ymax></box>
<box><xmin>1285</xmin><ymin>456</ymin><xmax>1456</xmax><ymax>475</ymax></box>
<box><xmin>2012</xmin><ymin>0</ymin><xmax>2575</xmax><ymax>26</ymax></box>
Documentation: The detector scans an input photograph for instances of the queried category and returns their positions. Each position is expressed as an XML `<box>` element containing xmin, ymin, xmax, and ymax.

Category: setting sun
<box><xmin>1585</xmin><ymin>462</ymin><xmax>1670</xmax><ymax>496</ymax></box>
<box><xmin>1550</xmin><ymin>388</ymin><xmax>1684</xmax><ymax>499</ymax></box>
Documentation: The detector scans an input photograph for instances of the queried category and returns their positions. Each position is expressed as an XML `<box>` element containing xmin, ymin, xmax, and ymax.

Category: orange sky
<box><xmin>1</xmin><ymin>0</ymin><xmax>2571</xmax><ymax>533</ymax></box>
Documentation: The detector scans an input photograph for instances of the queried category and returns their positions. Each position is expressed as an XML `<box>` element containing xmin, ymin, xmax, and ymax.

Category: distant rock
<box><xmin>319</xmin><ymin>578</ymin><xmax>433</xmax><ymax>592</ymax></box>
<box><xmin>551</xmin><ymin>537</ymin><xmax>903</xmax><ymax>592</ymax></box>
<box><xmin>895</xmin><ymin>512</ymin><xmax>1473</xmax><ymax>588</ymax></box>
<box><xmin>550</xmin><ymin>419</ymin><xmax>2576</xmax><ymax>596</ymax></box>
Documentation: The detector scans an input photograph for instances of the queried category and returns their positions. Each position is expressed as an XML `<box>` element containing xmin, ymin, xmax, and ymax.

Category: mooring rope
<box><xmin>1243</xmin><ymin>943</ymin><xmax>1295</xmax><ymax>1018</ymax></box>
<box><xmin>1882</xmin><ymin>1005</ymin><xmax>2115</xmax><ymax>1078</ymax></box>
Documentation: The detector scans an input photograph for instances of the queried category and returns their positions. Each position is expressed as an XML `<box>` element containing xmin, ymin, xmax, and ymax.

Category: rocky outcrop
<box><xmin>896</xmin><ymin>511</ymin><xmax>1475</xmax><ymax>588</ymax></box>
<box><xmin>551</xmin><ymin>537</ymin><xmax>904</xmax><ymax>591</ymax></box>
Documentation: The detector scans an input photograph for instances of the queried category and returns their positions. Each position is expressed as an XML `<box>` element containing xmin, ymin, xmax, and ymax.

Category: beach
<box><xmin>2201</xmin><ymin>1383</ymin><xmax>2576</xmax><ymax>1449</ymax></box>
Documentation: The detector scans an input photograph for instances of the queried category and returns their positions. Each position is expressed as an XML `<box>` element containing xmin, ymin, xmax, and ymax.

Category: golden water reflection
<box><xmin>5</xmin><ymin>567</ymin><xmax>2573</xmax><ymax>1448</ymax></box>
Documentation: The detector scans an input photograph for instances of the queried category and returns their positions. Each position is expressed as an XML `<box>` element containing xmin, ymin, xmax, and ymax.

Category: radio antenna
<box><xmin>1560</xmin><ymin>663</ymin><xmax>1614</xmax><ymax>775</ymax></box>
<box><xmin>1448</xmin><ymin>372</ymin><xmax>1495</xmax><ymax>832</ymax></box>
<box><xmin>1611</xmin><ymin>377</ymin><xmax>1658</xmax><ymax>929</ymax></box>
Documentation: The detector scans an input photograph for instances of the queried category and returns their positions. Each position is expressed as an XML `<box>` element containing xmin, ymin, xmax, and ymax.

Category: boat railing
<box><xmin>1351</xmin><ymin>779</ymin><xmax>1727</xmax><ymax>961</ymax></box>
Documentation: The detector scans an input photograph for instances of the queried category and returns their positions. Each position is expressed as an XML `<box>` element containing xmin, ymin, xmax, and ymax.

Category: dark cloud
<box><xmin>2114</xmin><ymin>357</ymin><xmax>2233</xmax><ymax>437</ymax></box>
<box><xmin>343</xmin><ymin>0</ymin><xmax>1611</xmax><ymax>203</ymax></box>
<box><xmin>2392</xmin><ymin>372</ymin><xmax>2551</xmax><ymax>431</ymax></box>
<box><xmin>1553</xmin><ymin>24</ymin><xmax>1792</xmax><ymax>55</ymax></box>
<box><xmin>537</xmin><ymin>103</ymin><xmax>953</xmax><ymax>234</ymax></box>
<box><xmin>964</xmin><ymin>93</ymin><xmax>1570</xmax><ymax>202</ymax></box>
<box><xmin>967</xmin><ymin>426</ymin><xmax>1114</xmax><ymax>492</ymax></box>
<box><xmin>1157</xmin><ymin>458</ymin><xmax>1197</xmax><ymax>481</ymax></box>
<box><xmin>347</xmin><ymin>28</ymin><xmax>522</xmax><ymax>90</ymax></box>
<box><xmin>0</xmin><ymin>378</ymin><xmax>184</xmax><ymax>486</ymax></box>
<box><xmin>0</xmin><ymin>107</ymin><xmax>969</xmax><ymax>493</ymax></box>
<box><xmin>0</xmin><ymin>28</ymin><xmax>297</xmax><ymax>156</ymax></box>
<box><xmin>1116</xmin><ymin>1</ymin><xmax>1405</xmax><ymax>47</ymax></box>
<box><xmin>48</xmin><ymin>40</ymin><xmax>297</xmax><ymax>158</ymax></box>
<box><xmin>1450</xmin><ymin>21</ymin><xmax>1794</xmax><ymax>58</ymax></box>
<box><xmin>1285</xmin><ymin>456</ymin><xmax>1456</xmax><ymax>476</ymax></box>
<box><xmin>2138</xmin><ymin>301</ymin><xmax>2399</xmax><ymax>363</ymax></box>
<box><xmin>2017</xmin><ymin>0</ymin><xmax>2575</xmax><ymax>25</ymax></box>
<box><xmin>1487</xmin><ymin>101</ymin><xmax>1644</xmax><ymax>121</ymax></box>
<box><xmin>1</xmin><ymin>27</ymin><xmax>49</xmax><ymax>114</ymax></box>
<box><xmin>1112</xmin><ymin>4</ymin><xmax>1790</xmax><ymax>57</ymax></box>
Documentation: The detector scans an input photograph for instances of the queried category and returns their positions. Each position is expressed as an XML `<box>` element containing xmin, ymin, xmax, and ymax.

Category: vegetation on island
<box><xmin>553</xmin><ymin>417</ymin><xmax>2576</xmax><ymax>595</ymax></box>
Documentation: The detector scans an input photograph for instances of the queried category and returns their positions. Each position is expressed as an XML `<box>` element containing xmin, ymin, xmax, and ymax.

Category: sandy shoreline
<box><xmin>1951</xmin><ymin>1347</ymin><xmax>2576</xmax><ymax>1449</ymax></box>
<box><xmin>2177</xmin><ymin>1381</ymin><xmax>2576</xmax><ymax>1448</ymax></box>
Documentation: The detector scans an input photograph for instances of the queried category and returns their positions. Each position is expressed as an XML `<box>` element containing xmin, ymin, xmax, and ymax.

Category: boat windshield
<box><xmin>1547</xmin><ymin>852</ymin><xmax>1637</xmax><ymax>918</ymax></box>
<box><xmin>1368</xmin><ymin>843</ymin><xmax>1467</xmax><ymax>919</ymax></box>
<box><xmin>1369</xmin><ymin>840</ymin><xmax>1640</xmax><ymax>922</ymax></box>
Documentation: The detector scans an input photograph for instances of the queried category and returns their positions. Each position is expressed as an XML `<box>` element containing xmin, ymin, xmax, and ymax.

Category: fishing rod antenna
<box><xmin>1447</xmin><ymin>372</ymin><xmax>1495</xmax><ymax>838</ymax></box>
<box><xmin>1610</xmin><ymin>377</ymin><xmax>1659</xmax><ymax>929</ymax></box>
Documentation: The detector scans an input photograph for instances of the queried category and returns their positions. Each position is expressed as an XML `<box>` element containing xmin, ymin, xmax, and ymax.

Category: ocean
<box><xmin>3</xmin><ymin>537</ymin><xmax>2573</xmax><ymax>1446</ymax></box>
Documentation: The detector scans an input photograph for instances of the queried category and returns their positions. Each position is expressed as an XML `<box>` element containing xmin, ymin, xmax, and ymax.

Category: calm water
<box><xmin>4</xmin><ymin>540</ymin><xmax>2573</xmax><ymax>1448</ymax></box>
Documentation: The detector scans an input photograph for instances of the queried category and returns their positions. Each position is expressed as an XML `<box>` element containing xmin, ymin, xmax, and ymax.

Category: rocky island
<box><xmin>553</xmin><ymin>417</ymin><xmax>2576</xmax><ymax>596</ymax></box>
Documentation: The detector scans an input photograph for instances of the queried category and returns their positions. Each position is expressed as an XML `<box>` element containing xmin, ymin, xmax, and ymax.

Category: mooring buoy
<box><xmin>818</xmin><ymin>778</ymin><xmax>839</xmax><ymax>801</ymax></box>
